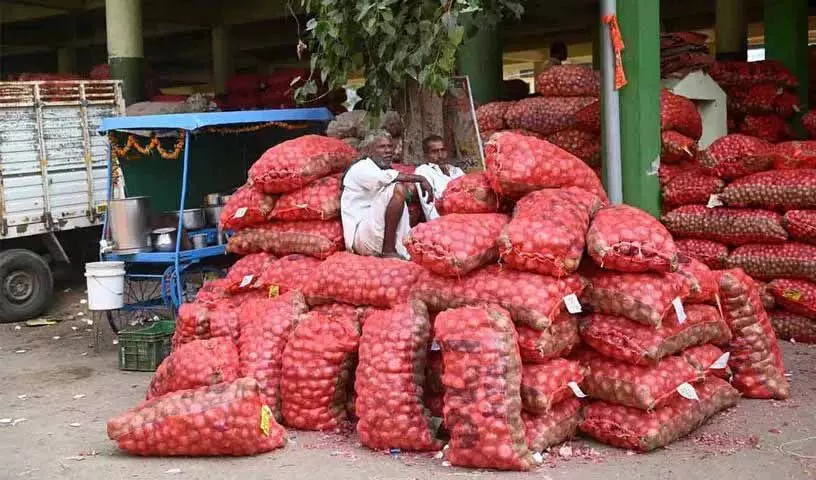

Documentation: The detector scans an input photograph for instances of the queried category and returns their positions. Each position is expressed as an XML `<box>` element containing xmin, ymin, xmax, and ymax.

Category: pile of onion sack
<box><xmin>475</xmin><ymin>64</ymin><xmax>602</xmax><ymax>177</ymax></box>
<box><xmin>108</xmin><ymin>133</ymin><xmax>789</xmax><ymax>468</ymax></box>
<box><xmin>709</xmin><ymin>60</ymin><xmax>800</xmax><ymax>142</ymax></box>
<box><xmin>661</xmin><ymin>132</ymin><xmax>816</xmax><ymax>344</ymax></box>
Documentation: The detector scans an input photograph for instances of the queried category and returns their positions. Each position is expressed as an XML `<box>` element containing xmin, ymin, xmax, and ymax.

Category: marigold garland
<box><xmin>109</xmin><ymin>131</ymin><xmax>186</xmax><ymax>160</ymax></box>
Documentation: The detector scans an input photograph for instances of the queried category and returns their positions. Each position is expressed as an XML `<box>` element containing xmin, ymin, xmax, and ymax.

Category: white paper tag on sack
<box><xmin>710</xmin><ymin>352</ymin><xmax>730</xmax><ymax>370</ymax></box>
<box><xmin>431</xmin><ymin>339</ymin><xmax>441</xmax><ymax>352</ymax></box>
<box><xmin>233</xmin><ymin>207</ymin><xmax>248</xmax><ymax>219</ymax></box>
<box><xmin>240</xmin><ymin>275</ymin><xmax>254</xmax><ymax>288</ymax></box>
<box><xmin>568</xmin><ymin>381</ymin><xmax>587</xmax><ymax>398</ymax></box>
<box><xmin>673</xmin><ymin>297</ymin><xmax>687</xmax><ymax>324</ymax></box>
<box><xmin>563</xmin><ymin>294</ymin><xmax>582</xmax><ymax>314</ymax></box>
<box><xmin>676</xmin><ymin>382</ymin><xmax>699</xmax><ymax>401</ymax></box>
<box><xmin>707</xmin><ymin>194</ymin><xmax>723</xmax><ymax>209</ymax></box>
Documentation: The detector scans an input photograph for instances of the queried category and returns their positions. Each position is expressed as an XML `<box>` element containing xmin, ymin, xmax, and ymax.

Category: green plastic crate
<box><xmin>118</xmin><ymin>320</ymin><xmax>175</xmax><ymax>372</ymax></box>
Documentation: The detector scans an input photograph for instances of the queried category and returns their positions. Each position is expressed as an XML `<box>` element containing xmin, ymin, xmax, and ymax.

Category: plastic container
<box><xmin>118</xmin><ymin>320</ymin><xmax>175</xmax><ymax>371</ymax></box>
<box><xmin>85</xmin><ymin>261</ymin><xmax>125</xmax><ymax>310</ymax></box>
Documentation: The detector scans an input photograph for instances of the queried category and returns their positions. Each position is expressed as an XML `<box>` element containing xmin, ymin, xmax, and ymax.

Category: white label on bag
<box><xmin>707</xmin><ymin>194</ymin><xmax>723</xmax><ymax>209</ymax></box>
<box><xmin>710</xmin><ymin>352</ymin><xmax>730</xmax><ymax>370</ymax></box>
<box><xmin>431</xmin><ymin>339</ymin><xmax>441</xmax><ymax>351</ymax></box>
<box><xmin>676</xmin><ymin>382</ymin><xmax>700</xmax><ymax>401</ymax></box>
<box><xmin>240</xmin><ymin>275</ymin><xmax>254</xmax><ymax>288</ymax></box>
<box><xmin>563</xmin><ymin>294</ymin><xmax>582</xmax><ymax>314</ymax></box>
<box><xmin>233</xmin><ymin>207</ymin><xmax>248</xmax><ymax>219</ymax></box>
<box><xmin>568</xmin><ymin>381</ymin><xmax>587</xmax><ymax>398</ymax></box>
<box><xmin>673</xmin><ymin>297</ymin><xmax>687</xmax><ymax>324</ymax></box>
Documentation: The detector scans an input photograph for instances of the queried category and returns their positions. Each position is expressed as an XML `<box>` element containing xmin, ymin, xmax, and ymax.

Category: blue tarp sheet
<box><xmin>98</xmin><ymin>108</ymin><xmax>333</xmax><ymax>133</ymax></box>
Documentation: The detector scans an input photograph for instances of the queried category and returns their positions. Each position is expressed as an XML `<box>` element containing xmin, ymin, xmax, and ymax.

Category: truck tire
<box><xmin>0</xmin><ymin>249</ymin><xmax>54</xmax><ymax>323</ymax></box>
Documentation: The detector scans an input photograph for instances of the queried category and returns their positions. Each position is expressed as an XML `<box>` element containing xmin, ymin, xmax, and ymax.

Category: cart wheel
<box><xmin>106</xmin><ymin>276</ymin><xmax>169</xmax><ymax>334</ymax></box>
<box><xmin>163</xmin><ymin>264</ymin><xmax>226</xmax><ymax>311</ymax></box>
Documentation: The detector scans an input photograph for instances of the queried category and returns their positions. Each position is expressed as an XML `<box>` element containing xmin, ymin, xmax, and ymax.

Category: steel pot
<box><xmin>172</xmin><ymin>208</ymin><xmax>206</xmax><ymax>230</ymax></box>
<box><xmin>204</xmin><ymin>193</ymin><xmax>221</xmax><ymax>206</ymax></box>
<box><xmin>151</xmin><ymin>227</ymin><xmax>178</xmax><ymax>252</ymax></box>
<box><xmin>108</xmin><ymin>196</ymin><xmax>152</xmax><ymax>254</ymax></box>
<box><xmin>190</xmin><ymin>233</ymin><xmax>209</xmax><ymax>250</ymax></box>
<box><xmin>205</xmin><ymin>205</ymin><xmax>224</xmax><ymax>227</ymax></box>
<box><xmin>220</xmin><ymin>194</ymin><xmax>233</xmax><ymax>205</ymax></box>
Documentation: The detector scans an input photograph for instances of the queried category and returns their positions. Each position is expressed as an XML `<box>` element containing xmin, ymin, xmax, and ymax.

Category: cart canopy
<box><xmin>98</xmin><ymin>107</ymin><xmax>334</xmax><ymax>133</ymax></box>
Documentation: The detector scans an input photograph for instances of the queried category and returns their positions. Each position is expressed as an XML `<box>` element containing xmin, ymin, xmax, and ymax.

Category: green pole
<box><xmin>618</xmin><ymin>0</ymin><xmax>661</xmax><ymax>216</ymax></box>
<box><xmin>105</xmin><ymin>0</ymin><xmax>145</xmax><ymax>104</ymax></box>
<box><xmin>457</xmin><ymin>19</ymin><xmax>502</xmax><ymax>105</ymax></box>
<box><xmin>764</xmin><ymin>0</ymin><xmax>809</xmax><ymax>108</ymax></box>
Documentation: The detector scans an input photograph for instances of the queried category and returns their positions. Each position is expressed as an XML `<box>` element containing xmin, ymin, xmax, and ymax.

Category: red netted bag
<box><xmin>414</xmin><ymin>265</ymin><xmax>586</xmax><ymax>330</ymax></box>
<box><xmin>682</xmin><ymin>344</ymin><xmax>732</xmax><ymax>380</ymax></box>
<box><xmin>485</xmin><ymin>132</ymin><xmax>608</xmax><ymax>201</ymax></box>
<box><xmin>727</xmin><ymin>243</ymin><xmax>816</xmax><ymax>282</ymax></box>
<box><xmin>579</xmin><ymin>305</ymin><xmax>730</xmax><ymax>366</ymax></box>
<box><xmin>662</xmin><ymin>205</ymin><xmax>788</xmax><ymax>246</ymax></box>
<box><xmin>719</xmin><ymin>269</ymin><xmax>789</xmax><ymax>399</ymax></box>
<box><xmin>662</xmin><ymin>172</ymin><xmax>724</xmax><ymax>207</ymax></box>
<box><xmin>774</xmin><ymin>91</ymin><xmax>800</xmax><ymax>118</ymax></box>
<box><xmin>766</xmin><ymin>279</ymin><xmax>816</xmax><ymax>319</ymax></box>
<box><xmin>661</xmin><ymin>90</ymin><xmax>703</xmax><ymax>140</ymax></box>
<box><xmin>710</xmin><ymin>60</ymin><xmax>798</xmax><ymax>88</ymax></box>
<box><xmin>545</xmin><ymin>129</ymin><xmax>601</xmax><ymax>167</ymax></box>
<box><xmin>499</xmin><ymin>188</ymin><xmax>601</xmax><ymax>277</ymax></box>
<box><xmin>504</xmin><ymin>96</ymin><xmax>596</xmax><ymax>137</ymax></box>
<box><xmin>739</xmin><ymin>114</ymin><xmax>793</xmax><ymax>143</ymax></box>
<box><xmin>436</xmin><ymin>171</ymin><xmax>500</xmax><ymax>215</ymax></box>
<box><xmin>573</xmin><ymin>100</ymin><xmax>601</xmax><ymax>133</ymax></box>
<box><xmin>698</xmin><ymin>134</ymin><xmax>776</xmax><ymax>180</ymax></box>
<box><xmin>783</xmin><ymin>210</ymin><xmax>816</xmax><ymax>244</ymax></box>
<box><xmin>257</xmin><ymin>254</ymin><xmax>321</xmax><ymax>295</ymax></box>
<box><xmin>675</xmin><ymin>239</ymin><xmax>729</xmax><ymax>270</ymax></box>
<box><xmin>269</xmin><ymin>175</ymin><xmax>341</xmax><ymax>221</ymax></box>
<box><xmin>306</xmin><ymin>252</ymin><xmax>424</xmax><ymax>307</ymax></box>
<box><xmin>404</xmin><ymin>213</ymin><xmax>509</xmax><ymax>277</ymax></box>
<box><xmin>580</xmin><ymin>270</ymin><xmax>690</xmax><ymax>327</ymax></box>
<box><xmin>195</xmin><ymin>279</ymin><xmax>230</xmax><ymax>303</ymax></box>
<box><xmin>522</xmin><ymin>398</ymin><xmax>582</xmax><ymax>452</ymax></box>
<box><xmin>577</xmin><ymin>349</ymin><xmax>701</xmax><ymax>410</ymax></box>
<box><xmin>535</xmin><ymin>65</ymin><xmax>600</xmax><ymax>97</ymax></box>
<box><xmin>173</xmin><ymin>301</ymin><xmax>240</xmax><ymax>347</ymax></box>
<box><xmin>107</xmin><ymin>378</ymin><xmax>286</xmax><ymax>456</ymax></box>
<box><xmin>758</xmin><ymin>281</ymin><xmax>776</xmax><ymax>311</ymax></box>
<box><xmin>356</xmin><ymin>300</ymin><xmax>441</xmax><ymax>451</ymax></box>
<box><xmin>721</xmin><ymin>169</ymin><xmax>816</xmax><ymax>211</ymax></box>
<box><xmin>226</xmin><ymin>220</ymin><xmax>344</xmax><ymax>259</ymax></box>
<box><xmin>517</xmin><ymin>313</ymin><xmax>579</xmax><ymax>364</ymax></box>
<box><xmin>732</xmin><ymin>84</ymin><xmax>783</xmax><ymax>114</ymax></box>
<box><xmin>224</xmin><ymin>252</ymin><xmax>277</xmax><ymax>293</ymax></box>
<box><xmin>476</xmin><ymin>101</ymin><xmax>514</xmax><ymax>132</ymax></box>
<box><xmin>579</xmin><ymin>377</ymin><xmax>740</xmax><ymax>452</ymax></box>
<box><xmin>770</xmin><ymin>311</ymin><xmax>816</xmax><ymax>343</ymax></box>
<box><xmin>803</xmin><ymin>110</ymin><xmax>816</xmax><ymax>139</ymax></box>
<box><xmin>521</xmin><ymin>359</ymin><xmax>586</xmax><ymax>413</ymax></box>
<box><xmin>280</xmin><ymin>306</ymin><xmax>361</xmax><ymax>431</ymax></box>
<box><xmin>661</xmin><ymin>131</ymin><xmax>698</xmax><ymax>164</ymax></box>
<box><xmin>147</xmin><ymin>338</ymin><xmax>239</xmax><ymax>400</ymax></box>
<box><xmin>237</xmin><ymin>292</ymin><xmax>308</xmax><ymax>415</ymax></box>
<box><xmin>677</xmin><ymin>257</ymin><xmax>720</xmax><ymax>304</ymax></box>
<box><xmin>219</xmin><ymin>184</ymin><xmax>277</xmax><ymax>232</ymax></box>
<box><xmin>586</xmin><ymin>204</ymin><xmax>678</xmax><ymax>273</ymax></box>
<box><xmin>774</xmin><ymin>141</ymin><xmax>816</xmax><ymax>169</ymax></box>
<box><xmin>249</xmin><ymin>135</ymin><xmax>358</xmax><ymax>194</ymax></box>
<box><xmin>658</xmin><ymin>161</ymin><xmax>702</xmax><ymax>186</ymax></box>
<box><xmin>436</xmin><ymin>305</ymin><xmax>533</xmax><ymax>471</ymax></box>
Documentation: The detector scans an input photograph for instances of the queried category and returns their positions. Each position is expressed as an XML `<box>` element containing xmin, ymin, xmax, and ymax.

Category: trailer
<box><xmin>0</xmin><ymin>80</ymin><xmax>125</xmax><ymax>322</ymax></box>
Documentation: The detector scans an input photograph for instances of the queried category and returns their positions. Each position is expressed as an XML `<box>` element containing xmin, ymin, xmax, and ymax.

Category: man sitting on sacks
<box><xmin>341</xmin><ymin>130</ymin><xmax>435</xmax><ymax>259</ymax></box>
<box><xmin>414</xmin><ymin>134</ymin><xmax>465</xmax><ymax>221</ymax></box>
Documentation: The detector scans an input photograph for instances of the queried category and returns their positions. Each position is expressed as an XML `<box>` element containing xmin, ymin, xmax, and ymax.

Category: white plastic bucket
<box><xmin>85</xmin><ymin>261</ymin><xmax>126</xmax><ymax>310</ymax></box>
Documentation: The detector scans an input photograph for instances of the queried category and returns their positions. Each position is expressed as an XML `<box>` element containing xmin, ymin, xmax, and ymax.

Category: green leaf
<box><xmin>448</xmin><ymin>25</ymin><xmax>465</xmax><ymax>45</ymax></box>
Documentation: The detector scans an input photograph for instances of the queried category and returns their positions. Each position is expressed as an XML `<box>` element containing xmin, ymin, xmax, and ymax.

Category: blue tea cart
<box><xmin>98</xmin><ymin>108</ymin><xmax>333</xmax><ymax>332</ymax></box>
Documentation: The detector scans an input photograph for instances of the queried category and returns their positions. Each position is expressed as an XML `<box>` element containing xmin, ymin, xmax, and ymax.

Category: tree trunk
<box><xmin>395</xmin><ymin>79</ymin><xmax>445</xmax><ymax>165</ymax></box>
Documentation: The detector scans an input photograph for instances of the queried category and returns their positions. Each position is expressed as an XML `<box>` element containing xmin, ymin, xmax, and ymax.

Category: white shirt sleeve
<box><xmin>344</xmin><ymin>158</ymin><xmax>399</xmax><ymax>191</ymax></box>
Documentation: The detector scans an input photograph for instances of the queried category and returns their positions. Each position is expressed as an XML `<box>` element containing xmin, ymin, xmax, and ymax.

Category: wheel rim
<box><xmin>4</xmin><ymin>270</ymin><xmax>34</xmax><ymax>303</ymax></box>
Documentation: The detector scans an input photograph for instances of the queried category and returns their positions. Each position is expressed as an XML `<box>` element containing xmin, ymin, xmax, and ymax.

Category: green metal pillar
<box><xmin>715</xmin><ymin>0</ymin><xmax>748</xmax><ymax>60</ymax></box>
<box><xmin>457</xmin><ymin>19</ymin><xmax>502</xmax><ymax>105</ymax></box>
<box><xmin>212</xmin><ymin>25</ymin><xmax>232</xmax><ymax>95</ymax></box>
<box><xmin>765</xmin><ymin>0</ymin><xmax>809</xmax><ymax>107</ymax></box>
<box><xmin>618</xmin><ymin>0</ymin><xmax>661</xmax><ymax>216</ymax></box>
<box><xmin>105</xmin><ymin>0</ymin><xmax>145</xmax><ymax>104</ymax></box>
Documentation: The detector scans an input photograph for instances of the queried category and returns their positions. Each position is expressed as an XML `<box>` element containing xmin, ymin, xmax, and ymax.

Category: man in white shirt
<box><xmin>414</xmin><ymin>135</ymin><xmax>465</xmax><ymax>221</ymax></box>
<box><xmin>341</xmin><ymin>131</ymin><xmax>434</xmax><ymax>259</ymax></box>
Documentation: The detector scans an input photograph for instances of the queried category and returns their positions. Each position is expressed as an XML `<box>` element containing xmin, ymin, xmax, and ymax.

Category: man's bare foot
<box><xmin>381</xmin><ymin>251</ymin><xmax>402</xmax><ymax>260</ymax></box>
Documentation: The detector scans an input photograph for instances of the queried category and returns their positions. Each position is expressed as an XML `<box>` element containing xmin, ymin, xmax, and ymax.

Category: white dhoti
<box><xmin>351</xmin><ymin>182</ymin><xmax>411</xmax><ymax>259</ymax></box>
<box><xmin>415</xmin><ymin>163</ymin><xmax>465</xmax><ymax>221</ymax></box>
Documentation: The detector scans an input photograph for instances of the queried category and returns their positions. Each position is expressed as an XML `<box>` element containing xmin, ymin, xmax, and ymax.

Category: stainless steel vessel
<box><xmin>205</xmin><ymin>205</ymin><xmax>224</xmax><ymax>227</ymax></box>
<box><xmin>108</xmin><ymin>196</ymin><xmax>152</xmax><ymax>254</ymax></box>
<box><xmin>190</xmin><ymin>233</ymin><xmax>208</xmax><ymax>250</ymax></box>
<box><xmin>203</xmin><ymin>193</ymin><xmax>222</xmax><ymax>206</ymax></box>
<box><xmin>151</xmin><ymin>227</ymin><xmax>177</xmax><ymax>252</ymax></box>
<box><xmin>174</xmin><ymin>208</ymin><xmax>206</xmax><ymax>230</ymax></box>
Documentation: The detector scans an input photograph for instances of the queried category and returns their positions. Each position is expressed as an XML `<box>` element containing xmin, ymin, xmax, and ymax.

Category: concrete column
<box><xmin>57</xmin><ymin>47</ymin><xmax>76</xmax><ymax>74</ymax></box>
<box><xmin>212</xmin><ymin>25</ymin><xmax>232</xmax><ymax>95</ymax></box>
<box><xmin>457</xmin><ymin>18</ymin><xmax>502</xmax><ymax>105</ymax></box>
<box><xmin>765</xmin><ymin>0</ymin><xmax>809</xmax><ymax>108</ymax></box>
<box><xmin>715</xmin><ymin>0</ymin><xmax>747</xmax><ymax>61</ymax></box>
<box><xmin>105</xmin><ymin>0</ymin><xmax>145</xmax><ymax>104</ymax></box>
<box><xmin>618</xmin><ymin>0</ymin><xmax>661</xmax><ymax>216</ymax></box>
